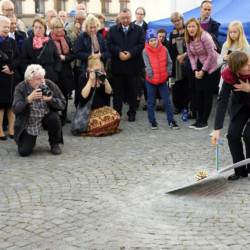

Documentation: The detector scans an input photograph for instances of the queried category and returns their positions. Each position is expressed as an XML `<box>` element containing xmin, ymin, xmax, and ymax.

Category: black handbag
<box><xmin>71</xmin><ymin>80</ymin><xmax>97</xmax><ymax>135</ymax></box>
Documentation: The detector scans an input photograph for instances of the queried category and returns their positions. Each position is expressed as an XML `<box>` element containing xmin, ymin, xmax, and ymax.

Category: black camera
<box><xmin>94</xmin><ymin>69</ymin><xmax>106</xmax><ymax>83</ymax></box>
<box><xmin>39</xmin><ymin>84</ymin><xmax>52</xmax><ymax>97</ymax></box>
<box><xmin>94</xmin><ymin>50</ymin><xmax>99</xmax><ymax>54</ymax></box>
<box><xmin>0</xmin><ymin>50</ymin><xmax>9</xmax><ymax>63</ymax></box>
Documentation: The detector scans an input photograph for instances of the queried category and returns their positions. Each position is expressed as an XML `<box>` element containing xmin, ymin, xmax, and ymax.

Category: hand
<box><xmin>177</xmin><ymin>53</ymin><xmax>186</xmax><ymax>64</ymax></box>
<box><xmin>119</xmin><ymin>51</ymin><xmax>127</xmax><ymax>61</ymax></box>
<box><xmin>60</xmin><ymin>55</ymin><xmax>65</xmax><ymax>61</ymax></box>
<box><xmin>28</xmin><ymin>88</ymin><xmax>43</xmax><ymax>103</ymax></box>
<box><xmin>233</xmin><ymin>79</ymin><xmax>250</xmax><ymax>93</ymax></box>
<box><xmin>42</xmin><ymin>95</ymin><xmax>52</xmax><ymax>102</ymax></box>
<box><xmin>123</xmin><ymin>51</ymin><xmax>131</xmax><ymax>60</ymax></box>
<box><xmin>92</xmin><ymin>51</ymin><xmax>102</xmax><ymax>58</ymax></box>
<box><xmin>223</xmin><ymin>54</ymin><xmax>229</xmax><ymax>61</ymax></box>
<box><xmin>74</xmin><ymin>23</ymin><xmax>80</xmax><ymax>34</ymax></box>
<box><xmin>211</xmin><ymin>130</ymin><xmax>220</xmax><ymax>145</ymax></box>
<box><xmin>89</xmin><ymin>71</ymin><xmax>96</xmax><ymax>83</ymax></box>
<box><xmin>2</xmin><ymin>65</ymin><xmax>13</xmax><ymax>75</ymax></box>
<box><xmin>196</xmin><ymin>70</ymin><xmax>204</xmax><ymax>79</ymax></box>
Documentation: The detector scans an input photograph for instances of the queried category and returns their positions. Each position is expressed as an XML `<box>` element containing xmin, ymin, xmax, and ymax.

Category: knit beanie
<box><xmin>146</xmin><ymin>29</ymin><xmax>158</xmax><ymax>43</ymax></box>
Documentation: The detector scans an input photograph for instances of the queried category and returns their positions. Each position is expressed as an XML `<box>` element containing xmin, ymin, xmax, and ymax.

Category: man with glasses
<box><xmin>1</xmin><ymin>0</ymin><xmax>27</xmax><ymax>33</ymax></box>
<box><xmin>133</xmin><ymin>7</ymin><xmax>147</xmax><ymax>34</ymax></box>
<box><xmin>106</xmin><ymin>8</ymin><xmax>145</xmax><ymax>121</ymax></box>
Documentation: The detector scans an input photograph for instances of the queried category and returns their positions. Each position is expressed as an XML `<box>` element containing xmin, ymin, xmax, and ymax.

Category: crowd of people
<box><xmin>1</xmin><ymin>0</ymin><xmax>250</xmax><ymax>181</ymax></box>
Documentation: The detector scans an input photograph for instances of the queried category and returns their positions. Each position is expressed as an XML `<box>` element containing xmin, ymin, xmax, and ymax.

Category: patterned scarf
<box><xmin>90</xmin><ymin>34</ymin><xmax>100</xmax><ymax>53</ymax></box>
<box><xmin>50</xmin><ymin>31</ymin><xmax>69</xmax><ymax>55</ymax></box>
<box><xmin>33</xmin><ymin>35</ymin><xmax>49</xmax><ymax>50</ymax></box>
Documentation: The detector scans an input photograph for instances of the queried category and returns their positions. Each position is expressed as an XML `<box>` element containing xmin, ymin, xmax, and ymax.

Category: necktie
<box><xmin>123</xmin><ymin>27</ymin><xmax>128</xmax><ymax>35</ymax></box>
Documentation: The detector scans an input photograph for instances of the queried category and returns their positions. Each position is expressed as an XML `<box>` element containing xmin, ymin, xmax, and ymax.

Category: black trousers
<box><xmin>227</xmin><ymin>106</ymin><xmax>250</xmax><ymax>175</ymax></box>
<box><xmin>18</xmin><ymin>112</ymin><xmax>62</xmax><ymax>157</ymax></box>
<box><xmin>196</xmin><ymin>89</ymin><xmax>214</xmax><ymax>124</ymax></box>
<box><xmin>186</xmin><ymin>68</ymin><xmax>197</xmax><ymax>115</ymax></box>
<box><xmin>172</xmin><ymin>78</ymin><xmax>189</xmax><ymax>111</ymax></box>
<box><xmin>112</xmin><ymin>74</ymin><xmax>139</xmax><ymax>116</ymax></box>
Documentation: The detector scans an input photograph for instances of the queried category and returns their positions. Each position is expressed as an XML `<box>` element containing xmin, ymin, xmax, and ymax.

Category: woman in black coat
<box><xmin>75</xmin><ymin>14</ymin><xmax>110</xmax><ymax>106</ymax></box>
<box><xmin>50</xmin><ymin>18</ymin><xmax>76</xmax><ymax>124</ymax></box>
<box><xmin>21</xmin><ymin>17</ymin><xmax>61</xmax><ymax>84</ymax></box>
<box><xmin>212</xmin><ymin>51</ymin><xmax>250</xmax><ymax>180</ymax></box>
<box><xmin>0</xmin><ymin>16</ymin><xmax>21</xmax><ymax>140</ymax></box>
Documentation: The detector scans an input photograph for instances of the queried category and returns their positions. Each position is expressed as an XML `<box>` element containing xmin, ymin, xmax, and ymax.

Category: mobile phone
<box><xmin>227</xmin><ymin>50</ymin><xmax>232</xmax><ymax>55</ymax></box>
<box><xmin>94</xmin><ymin>50</ymin><xmax>99</xmax><ymax>54</ymax></box>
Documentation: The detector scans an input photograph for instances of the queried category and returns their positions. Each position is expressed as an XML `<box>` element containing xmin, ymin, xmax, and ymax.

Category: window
<box><xmin>13</xmin><ymin>0</ymin><xmax>22</xmax><ymax>14</ymax></box>
<box><xmin>101</xmin><ymin>0</ymin><xmax>109</xmax><ymax>14</ymax></box>
<box><xmin>120</xmin><ymin>0</ymin><xmax>128</xmax><ymax>10</ymax></box>
<box><xmin>35</xmin><ymin>0</ymin><xmax>45</xmax><ymax>13</ymax></box>
<box><xmin>57</xmin><ymin>0</ymin><xmax>66</xmax><ymax>11</ymax></box>
<box><xmin>78</xmin><ymin>0</ymin><xmax>87</xmax><ymax>4</ymax></box>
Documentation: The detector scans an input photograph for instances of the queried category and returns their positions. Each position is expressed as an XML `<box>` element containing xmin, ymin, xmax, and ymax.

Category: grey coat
<box><xmin>12</xmin><ymin>79</ymin><xmax>66</xmax><ymax>144</ymax></box>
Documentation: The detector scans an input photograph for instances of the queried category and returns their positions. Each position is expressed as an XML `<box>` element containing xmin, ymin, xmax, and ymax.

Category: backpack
<box><xmin>210</xmin><ymin>33</ymin><xmax>222</xmax><ymax>54</ymax></box>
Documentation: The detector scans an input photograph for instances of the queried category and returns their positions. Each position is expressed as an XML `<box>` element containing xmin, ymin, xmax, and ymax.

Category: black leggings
<box><xmin>18</xmin><ymin>112</ymin><xmax>62</xmax><ymax>157</ymax></box>
<box><xmin>227</xmin><ymin>106</ymin><xmax>250</xmax><ymax>175</ymax></box>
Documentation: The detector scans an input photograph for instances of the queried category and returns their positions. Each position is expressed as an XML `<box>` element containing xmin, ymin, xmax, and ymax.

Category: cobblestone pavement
<box><xmin>1</xmin><ymin>96</ymin><xmax>250</xmax><ymax>250</ymax></box>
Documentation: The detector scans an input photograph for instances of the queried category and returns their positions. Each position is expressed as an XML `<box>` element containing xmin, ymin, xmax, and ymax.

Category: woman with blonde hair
<box><xmin>75</xmin><ymin>55</ymin><xmax>120</xmax><ymax>136</ymax></box>
<box><xmin>218</xmin><ymin>21</ymin><xmax>250</xmax><ymax>73</ymax></box>
<box><xmin>75</xmin><ymin>14</ymin><xmax>110</xmax><ymax>106</ymax></box>
<box><xmin>185</xmin><ymin>17</ymin><xmax>220</xmax><ymax>130</ymax></box>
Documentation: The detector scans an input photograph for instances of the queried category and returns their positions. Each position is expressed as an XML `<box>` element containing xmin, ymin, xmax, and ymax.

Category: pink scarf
<box><xmin>33</xmin><ymin>36</ymin><xmax>49</xmax><ymax>50</ymax></box>
<box><xmin>50</xmin><ymin>31</ymin><xmax>69</xmax><ymax>55</ymax></box>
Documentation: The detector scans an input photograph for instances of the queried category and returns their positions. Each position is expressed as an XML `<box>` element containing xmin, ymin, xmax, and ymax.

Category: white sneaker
<box><xmin>209</xmin><ymin>130</ymin><xmax>214</xmax><ymax>137</ymax></box>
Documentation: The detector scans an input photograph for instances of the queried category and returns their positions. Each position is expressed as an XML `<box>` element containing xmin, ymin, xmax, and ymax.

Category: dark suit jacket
<box><xmin>106</xmin><ymin>22</ymin><xmax>145</xmax><ymax>75</ymax></box>
<box><xmin>14</xmin><ymin>30</ymin><xmax>27</xmax><ymax>53</ymax></box>
<box><xmin>214</xmin><ymin>81</ymin><xmax>250</xmax><ymax>130</ymax></box>
<box><xmin>132</xmin><ymin>20</ymin><xmax>148</xmax><ymax>34</ymax></box>
<box><xmin>204</xmin><ymin>18</ymin><xmax>221</xmax><ymax>38</ymax></box>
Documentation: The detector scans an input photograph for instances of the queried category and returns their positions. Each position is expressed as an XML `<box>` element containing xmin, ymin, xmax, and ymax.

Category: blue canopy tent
<box><xmin>148</xmin><ymin>0</ymin><xmax>250</xmax><ymax>42</ymax></box>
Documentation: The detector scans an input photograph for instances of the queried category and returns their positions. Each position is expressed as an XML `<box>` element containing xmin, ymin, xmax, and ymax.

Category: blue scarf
<box><xmin>0</xmin><ymin>36</ymin><xmax>10</xmax><ymax>43</ymax></box>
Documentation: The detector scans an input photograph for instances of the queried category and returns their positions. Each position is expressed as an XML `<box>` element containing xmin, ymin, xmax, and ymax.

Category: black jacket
<box><xmin>12</xmin><ymin>79</ymin><xmax>66</xmax><ymax>144</ymax></box>
<box><xmin>106</xmin><ymin>22</ymin><xmax>145</xmax><ymax>75</ymax></box>
<box><xmin>0</xmin><ymin>38</ymin><xmax>21</xmax><ymax>103</ymax></box>
<box><xmin>204</xmin><ymin>18</ymin><xmax>220</xmax><ymax>38</ymax></box>
<box><xmin>132</xmin><ymin>20</ymin><xmax>148</xmax><ymax>34</ymax></box>
<box><xmin>214</xmin><ymin>81</ymin><xmax>250</xmax><ymax>130</ymax></box>
<box><xmin>75</xmin><ymin>32</ymin><xmax>110</xmax><ymax>67</ymax></box>
<box><xmin>14</xmin><ymin>30</ymin><xmax>27</xmax><ymax>53</ymax></box>
<box><xmin>50</xmin><ymin>34</ymin><xmax>76</xmax><ymax>90</ymax></box>
<box><xmin>21</xmin><ymin>33</ymin><xmax>61</xmax><ymax>83</ymax></box>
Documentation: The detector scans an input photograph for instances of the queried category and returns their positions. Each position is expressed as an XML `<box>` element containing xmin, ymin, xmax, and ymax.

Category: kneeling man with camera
<box><xmin>12</xmin><ymin>64</ymin><xmax>66</xmax><ymax>156</ymax></box>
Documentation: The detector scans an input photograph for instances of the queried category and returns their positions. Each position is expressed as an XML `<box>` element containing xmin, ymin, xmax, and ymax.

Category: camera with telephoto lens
<box><xmin>39</xmin><ymin>84</ymin><xmax>52</xmax><ymax>97</ymax></box>
<box><xmin>94</xmin><ymin>69</ymin><xmax>106</xmax><ymax>84</ymax></box>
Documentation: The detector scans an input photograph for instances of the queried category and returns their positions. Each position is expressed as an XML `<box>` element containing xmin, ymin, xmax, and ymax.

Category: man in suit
<box><xmin>106</xmin><ymin>8</ymin><xmax>145</xmax><ymax>121</ymax></box>
<box><xmin>133</xmin><ymin>7</ymin><xmax>147</xmax><ymax>34</ymax></box>
<box><xmin>58</xmin><ymin>10</ymin><xmax>69</xmax><ymax>29</ymax></box>
<box><xmin>198</xmin><ymin>0</ymin><xmax>220</xmax><ymax>38</ymax></box>
<box><xmin>7</xmin><ymin>14</ymin><xmax>26</xmax><ymax>53</ymax></box>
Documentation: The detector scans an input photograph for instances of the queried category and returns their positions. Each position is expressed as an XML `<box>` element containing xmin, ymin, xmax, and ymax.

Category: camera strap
<box><xmin>37</xmin><ymin>42</ymin><xmax>47</xmax><ymax>60</ymax></box>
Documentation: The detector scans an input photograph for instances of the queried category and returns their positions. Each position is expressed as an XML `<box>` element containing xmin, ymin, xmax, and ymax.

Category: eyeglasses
<box><xmin>4</xmin><ymin>8</ymin><xmax>14</xmax><ymax>12</ymax></box>
<box><xmin>120</xmin><ymin>17</ymin><xmax>131</xmax><ymax>21</ymax></box>
<box><xmin>173</xmin><ymin>19</ymin><xmax>182</xmax><ymax>23</ymax></box>
<box><xmin>54</xmin><ymin>26</ymin><xmax>63</xmax><ymax>29</ymax></box>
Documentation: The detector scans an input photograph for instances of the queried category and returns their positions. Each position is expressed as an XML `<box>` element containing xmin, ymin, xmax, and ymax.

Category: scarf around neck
<box><xmin>50</xmin><ymin>31</ymin><xmax>69</xmax><ymax>55</ymax></box>
<box><xmin>33</xmin><ymin>35</ymin><xmax>49</xmax><ymax>50</ymax></box>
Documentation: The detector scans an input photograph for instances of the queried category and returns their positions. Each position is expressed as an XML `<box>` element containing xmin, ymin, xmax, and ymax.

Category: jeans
<box><xmin>145</xmin><ymin>79</ymin><xmax>174</xmax><ymax>124</ymax></box>
<box><xmin>18</xmin><ymin>112</ymin><xmax>62</xmax><ymax>157</ymax></box>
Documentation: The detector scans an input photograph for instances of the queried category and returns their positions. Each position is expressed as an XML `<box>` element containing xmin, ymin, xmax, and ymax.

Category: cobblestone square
<box><xmin>1</xmin><ymin>97</ymin><xmax>250</xmax><ymax>249</ymax></box>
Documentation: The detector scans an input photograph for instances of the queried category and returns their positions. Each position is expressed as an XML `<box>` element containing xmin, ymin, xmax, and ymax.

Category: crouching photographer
<box><xmin>12</xmin><ymin>64</ymin><xmax>66</xmax><ymax>156</ymax></box>
<box><xmin>72</xmin><ymin>55</ymin><xmax>121</xmax><ymax>136</ymax></box>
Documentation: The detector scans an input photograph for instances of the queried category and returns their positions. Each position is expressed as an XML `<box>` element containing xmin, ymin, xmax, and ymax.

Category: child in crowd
<box><xmin>212</xmin><ymin>51</ymin><xmax>250</xmax><ymax>180</ymax></box>
<box><xmin>217</xmin><ymin>21</ymin><xmax>250</xmax><ymax>89</ymax></box>
<box><xmin>142</xmin><ymin>29</ymin><xmax>179</xmax><ymax>130</ymax></box>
